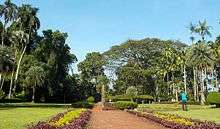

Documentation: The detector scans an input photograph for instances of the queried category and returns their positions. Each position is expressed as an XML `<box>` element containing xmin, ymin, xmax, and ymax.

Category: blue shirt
<box><xmin>180</xmin><ymin>93</ymin><xmax>187</xmax><ymax>101</ymax></box>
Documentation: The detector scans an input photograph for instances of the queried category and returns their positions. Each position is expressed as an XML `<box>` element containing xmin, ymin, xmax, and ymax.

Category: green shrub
<box><xmin>107</xmin><ymin>95</ymin><xmax>154</xmax><ymax>103</ymax></box>
<box><xmin>0</xmin><ymin>98</ymin><xmax>25</xmax><ymax>103</ymax></box>
<box><xmin>71</xmin><ymin>101</ymin><xmax>94</xmax><ymax>108</ymax></box>
<box><xmin>134</xmin><ymin>95</ymin><xmax>154</xmax><ymax>104</ymax></box>
<box><xmin>102</xmin><ymin>102</ymin><xmax>116</xmax><ymax>110</ymax></box>
<box><xmin>108</xmin><ymin>95</ymin><xmax>130</xmax><ymax>102</ymax></box>
<box><xmin>0</xmin><ymin>90</ymin><xmax>5</xmax><ymax>99</ymax></box>
<box><xmin>114</xmin><ymin>101</ymin><xmax>138</xmax><ymax>110</ymax></box>
<box><xmin>86</xmin><ymin>96</ymin><xmax>95</xmax><ymax>103</ymax></box>
<box><xmin>207</xmin><ymin>92</ymin><xmax>220</xmax><ymax>107</ymax></box>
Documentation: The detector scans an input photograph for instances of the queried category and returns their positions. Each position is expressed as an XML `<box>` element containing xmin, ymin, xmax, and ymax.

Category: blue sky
<box><xmin>8</xmin><ymin>0</ymin><xmax>220</xmax><ymax>72</ymax></box>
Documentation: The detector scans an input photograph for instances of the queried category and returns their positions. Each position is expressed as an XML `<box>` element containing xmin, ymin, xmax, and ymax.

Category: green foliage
<box><xmin>207</xmin><ymin>92</ymin><xmax>220</xmax><ymax>107</ymax></box>
<box><xmin>0</xmin><ymin>90</ymin><xmax>5</xmax><ymax>99</ymax></box>
<box><xmin>24</xmin><ymin>66</ymin><xmax>46</xmax><ymax>88</ymax></box>
<box><xmin>86</xmin><ymin>96</ymin><xmax>95</xmax><ymax>103</ymax></box>
<box><xmin>107</xmin><ymin>95</ymin><xmax>130</xmax><ymax>102</ymax></box>
<box><xmin>126</xmin><ymin>86</ymin><xmax>138</xmax><ymax>101</ymax></box>
<box><xmin>71</xmin><ymin>101</ymin><xmax>94</xmax><ymax>108</ymax></box>
<box><xmin>114</xmin><ymin>101</ymin><xmax>138</xmax><ymax>110</ymax></box>
<box><xmin>78</xmin><ymin>52</ymin><xmax>106</xmax><ymax>82</ymax></box>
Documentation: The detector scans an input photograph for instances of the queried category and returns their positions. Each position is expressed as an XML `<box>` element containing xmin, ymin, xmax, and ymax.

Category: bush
<box><xmin>207</xmin><ymin>92</ymin><xmax>220</xmax><ymax>107</ymax></box>
<box><xmin>0</xmin><ymin>90</ymin><xmax>5</xmax><ymax>99</ymax></box>
<box><xmin>114</xmin><ymin>101</ymin><xmax>138</xmax><ymax>110</ymax></box>
<box><xmin>102</xmin><ymin>102</ymin><xmax>116</xmax><ymax>110</ymax></box>
<box><xmin>134</xmin><ymin>95</ymin><xmax>154</xmax><ymax>104</ymax></box>
<box><xmin>0</xmin><ymin>98</ymin><xmax>25</xmax><ymax>103</ymax></box>
<box><xmin>86</xmin><ymin>96</ymin><xmax>95</xmax><ymax>103</ymax></box>
<box><xmin>107</xmin><ymin>95</ymin><xmax>154</xmax><ymax>103</ymax></box>
<box><xmin>71</xmin><ymin>101</ymin><xmax>94</xmax><ymax>108</ymax></box>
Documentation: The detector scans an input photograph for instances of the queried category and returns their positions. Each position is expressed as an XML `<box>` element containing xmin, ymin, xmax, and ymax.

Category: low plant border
<box><xmin>27</xmin><ymin>109</ymin><xmax>91</xmax><ymax>129</ymax></box>
<box><xmin>126</xmin><ymin>110</ymin><xmax>220</xmax><ymax>129</ymax></box>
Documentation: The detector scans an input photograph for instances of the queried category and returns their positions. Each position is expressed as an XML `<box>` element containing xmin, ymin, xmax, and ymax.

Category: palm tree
<box><xmin>0</xmin><ymin>0</ymin><xmax>17</xmax><ymax>46</ymax></box>
<box><xmin>24</xmin><ymin>66</ymin><xmax>45</xmax><ymax>102</ymax></box>
<box><xmin>192</xmin><ymin>20</ymin><xmax>212</xmax><ymax>41</ymax></box>
<box><xmin>189</xmin><ymin>20</ymin><xmax>213</xmax><ymax>103</ymax></box>
<box><xmin>13</xmin><ymin>5</ymin><xmax>40</xmax><ymax>94</ymax></box>
<box><xmin>7</xmin><ymin>30</ymin><xmax>28</xmax><ymax>98</ymax></box>
<box><xmin>190</xmin><ymin>42</ymin><xmax>214</xmax><ymax>104</ymax></box>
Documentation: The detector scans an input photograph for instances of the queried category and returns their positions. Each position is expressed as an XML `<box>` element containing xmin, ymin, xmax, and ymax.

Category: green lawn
<box><xmin>138</xmin><ymin>104</ymin><xmax>220</xmax><ymax>123</ymax></box>
<box><xmin>0</xmin><ymin>107</ymin><xmax>67</xmax><ymax>129</ymax></box>
<box><xmin>166</xmin><ymin>108</ymin><xmax>220</xmax><ymax>123</ymax></box>
<box><xmin>138</xmin><ymin>104</ymin><xmax>212</xmax><ymax>111</ymax></box>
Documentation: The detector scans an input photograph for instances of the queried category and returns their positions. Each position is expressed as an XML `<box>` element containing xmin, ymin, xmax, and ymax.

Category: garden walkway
<box><xmin>86</xmin><ymin>104</ymin><xmax>168</xmax><ymax>129</ymax></box>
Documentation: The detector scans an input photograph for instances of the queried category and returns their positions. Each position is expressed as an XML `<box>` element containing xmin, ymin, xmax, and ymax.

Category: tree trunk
<box><xmin>196</xmin><ymin>67</ymin><xmax>199</xmax><ymax>101</ymax></box>
<box><xmin>101</xmin><ymin>84</ymin><xmax>105</xmax><ymax>107</ymax></box>
<box><xmin>167</xmin><ymin>72</ymin><xmax>170</xmax><ymax>95</ymax></box>
<box><xmin>171</xmin><ymin>72</ymin><xmax>175</xmax><ymax>102</ymax></box>
<box><xmin>193</xmin><ymin>67</ymin><xmax>197</xmax><ymax>101</ymax></box>
<box><xmin>0</xmin><ymin>74</ymin><xmax>2</xmax><ymax>88</ymax></box>
<box><xmin>204</xmin><ymin>67</ymin><xmax>207</xmax><ymax>93</ymax></box>
<box><xmin>8</xmin><ymin>69</ymin><xmax>15</xmax><ymax>99</ymax></box>
<box><xmin>200</xmin><ymin>68</ymin><xmax>205</xmax><ymax>105</ymax></box>
<box><xmin>215</xmin><ymin>69</ymin><xmax>218</xmax><ymax>91</ymax></box>
<box><xmin>1</xmin><ymin>21</ymin><xmax>6</xmax><ymax>46</ymax></box>
<box><xmin>183</xmin><ymin>65</ymin><xmax>187</xmax><ymax>93</ymax></box>
<box><xmin>32</xmin><ymin>87</ymin><xmax>35</xmax><ymax>103</ymax></box>
<box><xmin>175</xmin><ymin>86</ymin><xmax>178</xmax><ymax>102</ymax></box>
<box><xmin>13</xmin><ymin>45</ymin><xmax>27</xmax><ymax>93</ymax></box>
<box><xmin>0</xmin><ymin>77</ymin><xmax>4</xmax><ymax>90</ymax></box>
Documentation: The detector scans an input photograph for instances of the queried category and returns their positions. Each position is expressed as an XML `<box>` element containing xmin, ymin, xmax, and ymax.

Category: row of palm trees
<box><xmin>0</xmin><ymin>0</ymin><xmax>41</xmax><ymax>99</ymax></box>
<box><xmin>160</xmin><ymin>20</ymin><xmax>220</xmax><ymax>104</ymax></box>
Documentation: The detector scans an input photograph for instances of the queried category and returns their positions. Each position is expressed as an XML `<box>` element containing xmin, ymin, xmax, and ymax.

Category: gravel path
<box><xmin>87</xmin><ymin>106</ymin><xmax>168</xmax><ymax>129</ymax></box>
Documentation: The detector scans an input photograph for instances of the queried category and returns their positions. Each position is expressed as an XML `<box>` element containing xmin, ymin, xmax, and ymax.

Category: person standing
<box><xmin>180</xmin><ymin>91</ymin><xmax>188</xmax><ymax>111</ymax></box>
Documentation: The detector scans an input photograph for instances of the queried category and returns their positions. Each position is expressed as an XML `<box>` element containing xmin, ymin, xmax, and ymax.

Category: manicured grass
<box><xmin>166</xmin><ymin>108</ymin><xmax>220</xmax><ymax>124</ymax></box>
<box><xmin>138</xmin><ymin>104</ymin><xmax>220</xmax><ymax>123</ymax></box>
<box><xmin>0</xmin><ymin>107</ymin><xmax>67</xmax><ymax>129</ymax></box>
<box><xmin>138</xmin><ymin>104</ymin><xmax>212</xmax><ymax>112</ymax></box>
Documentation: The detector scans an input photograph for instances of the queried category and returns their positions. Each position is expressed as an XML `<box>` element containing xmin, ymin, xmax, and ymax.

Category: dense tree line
<box><xmin>0</xmin><ymin>0</ymin><xmax>86</xmax><ymax>102</ymax></box>
<box><xmin>1</xmin><ymin>0</ymin><xmax>220</xmax><ymax>105</ymax></box>
<box><xmin>102</xmin><ymin>20</ymin><xmax>220</xmax><ymax>104</ymax></box>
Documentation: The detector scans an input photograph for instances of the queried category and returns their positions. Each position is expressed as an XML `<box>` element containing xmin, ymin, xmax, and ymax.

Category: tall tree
<box><xmin>0</xmin><ymin>0</ymin><xmax>17</xmax><ymax>46</ymax></box>
<box><xmin>13</xmin><ymin>5</ymin><xmax>40</xmax><ymax>93</ymax></box>
<box><xmin>24</xmin><ymin>65</ymin><xmax>45</xmax><ymax>102</ymax></box>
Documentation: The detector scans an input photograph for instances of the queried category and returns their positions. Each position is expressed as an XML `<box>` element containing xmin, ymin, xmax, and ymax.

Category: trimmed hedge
<box><xmin>102</xmin><ymin>102</ymin><xmax>116</xmax><ymax>110</ymax></box>
<box><xmin>0</xmin><ymin>98</ymin><xmax>26</xmax><ymax>103</ymax></box>
<box><xmin>207</xmin><ymin>92</ymin><xmax>220</xmax><ymax>107</ymax></box>
<box><xmin>107</xmin><ymin>95</ymin><xmax>154</xmax><ymax>103</ymax></box>
<box><xmin>154</xmin><ymin>101</ymin><xmax>201</xmax><ymax>105</ymax></box>
<box><xmin>71</xmin><ymin>101</ymin><xmax>94</xmax><ymax>109</ymax></box>
<box><xmin>114</xmin><ymin>101</ymin><xmax>138</xmax><ymax>110</ymax></box>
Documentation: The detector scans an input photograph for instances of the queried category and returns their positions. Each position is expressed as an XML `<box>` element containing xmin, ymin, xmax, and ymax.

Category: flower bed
<box><xmin>27</xmin><ymin>109</ymin><xmax>91</xmax><ymax>129</ymax></box>
<box><xmin>127</xmin><ymin>110</ymin><xmax>220</xmax><ymax>129</ymax></box>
